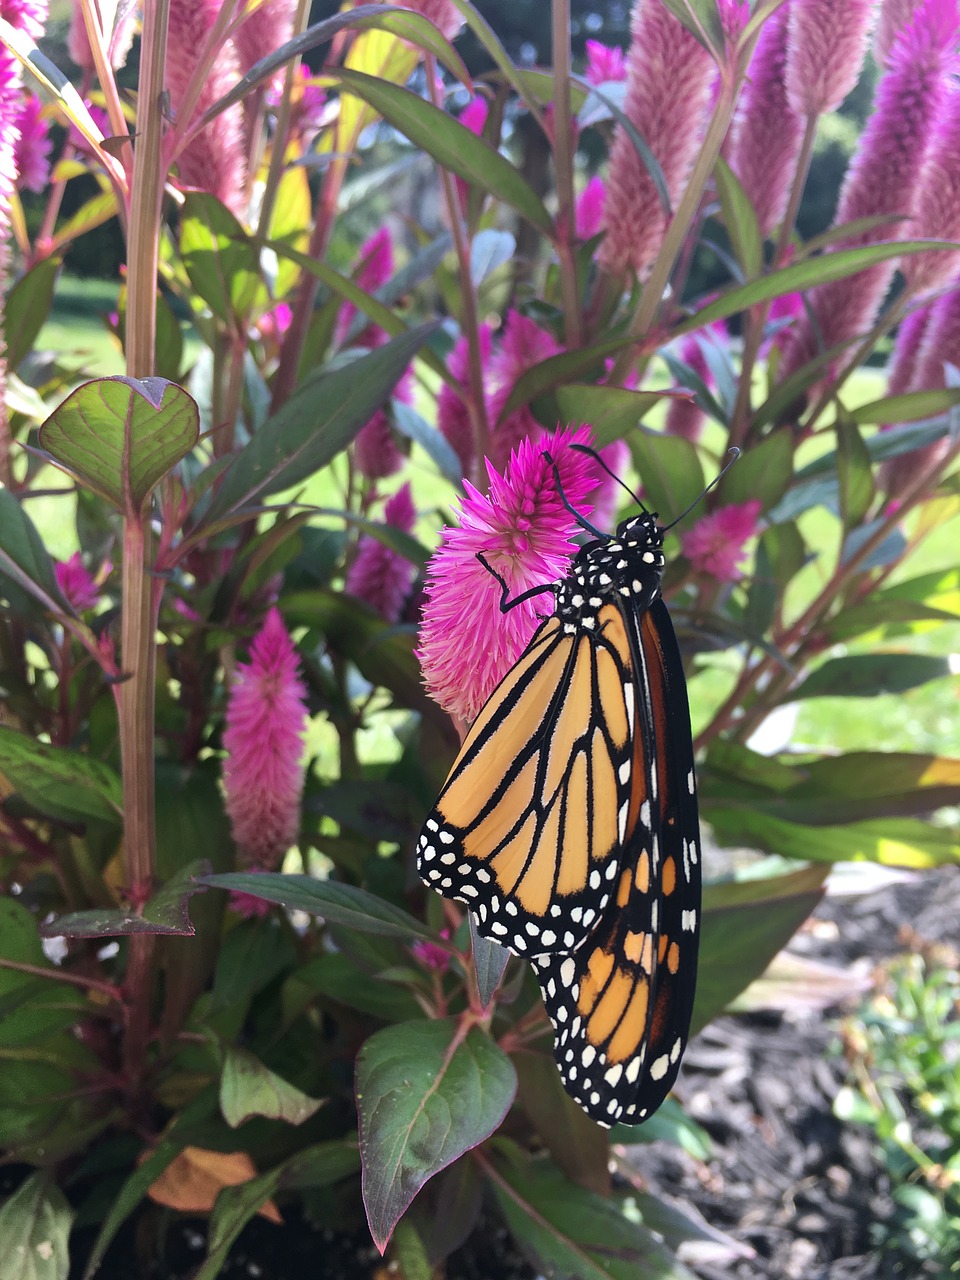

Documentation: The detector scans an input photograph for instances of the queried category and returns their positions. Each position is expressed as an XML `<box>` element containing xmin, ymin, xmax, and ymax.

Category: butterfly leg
<box><xmin>476</xmin><ymin>552</ymin><xmax>557</xmax><ymax>615</ymax></box>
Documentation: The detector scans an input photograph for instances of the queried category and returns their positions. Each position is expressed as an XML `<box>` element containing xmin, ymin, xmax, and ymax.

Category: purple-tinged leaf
<box><xmin>41</xmin><ymin>862</ymin><xmax>209</xmax><ymax>938</ymax></box>
<box><xmin>468</xmin><ymin>913</ymin><xmax>510</xmax><ymax>1011</ymax></box>
<box><xmin>357</xmin><ymin>1019</ymin><xmax>516</xmax><ymax>1252</ymax></box>
<box><xmin>0</xmin><ymin>725</ymin><xmax>121</xmax><ymax>825</ymax></box>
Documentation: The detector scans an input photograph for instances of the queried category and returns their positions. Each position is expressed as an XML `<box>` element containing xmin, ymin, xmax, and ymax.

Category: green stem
<box><xmin>551</xmin><ymin>0</ymin><xmax>581</xmax><ymax>348</ymax></box>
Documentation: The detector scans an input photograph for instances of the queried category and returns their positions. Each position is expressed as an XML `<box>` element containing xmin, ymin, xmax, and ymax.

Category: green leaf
<box><xmin>331</xmin><ymin>70</ymin><xmax>552</xmax><ymax>237</ymax></box>
<box><xmin>719</xmin><ymin>430</ymin><xmax>794</xmax><ymax>512</ymax></box>
<box><xmin>551</xmin><ymin>384</ymin><xmax>680</xmax><ymax>442</ymax></box>
<box><xmin>38</xmin><ymin>376</ymin><xmax>200</xmax><ymax>513</ymax></box>
<box><xmin>608</xmin><ymin>1096</ymin><xmax>712</xmax><ymax>1158</ymax></box>
<box><xmin>499</xmin><ymin>336</ymin><xmax>636</xmax><ymax>424</ymax></box>
<box><xmin>4</xmin><ymin>257</ymin><xmax>60</xmax><ymax>370</ymax></box>
<box><xmin>714</xmin><ymin>157</ymin><xmax>761</xmax><ymax>279</ymax></box>
<box><xmin>790</xmin><ymin>653</ymin><xmax>952</xmax><ymax>700</ymax></box>
<box><xmin>220</xmin><ymin>1047</ymin><xmax>323</xmax><ymax>1128</ymax></box>
<box><xmin>180</xmin><ymin>193</ymin><xmax>264</xmax><ymax>324</ymax></box>
<box><xmin>201</xmin><ymin>324</ymin><xmax>438</xmax><ymax>526</ymax></box>
<box><xmin>0</xmin><ymin>726</ymin><xmax>121</xmax><ymax>825</ymax></box>
<box><xmin>0</xmin><ymin>490</ymin><xmax>67</xmax><ymax>615</ymax></box>
<box><xmin>661</xmin><ymin>0</ymin><xmax>724</xmax><ymax>52</ymax></box>
<box><xmin>514</xmin><ymin>1053</ymin><xmax>610</xmax><ymax>1194</ymax></box>
<box><xmin>0</xmin><ymin>1172</ymin><xmax>73</xmax><ymax>1280</ymax></box>
<box><xmin>199</xmin><ymin>872</ymin><xmax>437</xmax><ymax>942</ymax></box>
<box><xmin>836</xmin><ymin>412</ymin><xmax>874</xmax><ymax>530</ymax></box>
<box><xmin>849</xmin><ymin>387</ymin><xmax>960</xmax><ymax>424</ymax></box>
<box><xmin>357</xmin><ymin>1019</ymin><xmax>516</xmax><ymax>1251</ymax></box>
<box><xmin>468</xmin><ymin>914</ymin><xmax>510</xmax><ymax>1011</ymax></box>
<box><xmin>392</xmin><ymin>400</ymin><xmax>462</xmax><ymax>483</ymax></box>
<box><xmin>628</xmin><ymin>432</ymin><xmax>705</xmax><ymax>523</ymax></box>
<box><xmin>488</xmin><ymin>1154</ymin><xmax>697</xmax><ymax>1280</ymax></box>
<box><xmin>692</xmin><ymin>864</ymin><xmax>828</xmax><ymax>1035</ymax></box>
<box><xmin>211</xmin><ymin>918</ymin><xmax>297</xmax><ymax>1013</ymax></box>
<box><xmin>289</xmin><ymin>953</ymin><xmax>422</xmax><ymax>1023</ymax></box>
<box><xmin>822</xmin><ymin>596</ymin><xmax>960</xmax><ymax>642</ymax></box>
<box><xmin>41</xmin><ymin>862</ymin><xmax>207</xmax><ymax>938</ymax></box>
<box><xmin>0</xmin><ymin>899</ymin><xmax>86</xmax><ymax>1047</ymax></box>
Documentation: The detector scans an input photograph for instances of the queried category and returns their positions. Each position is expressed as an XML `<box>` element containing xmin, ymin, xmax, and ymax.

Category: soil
<box><xmin>64</xmin><ymin>866</ymin><xmax>959</xmax><ymax>1279</ymax></box>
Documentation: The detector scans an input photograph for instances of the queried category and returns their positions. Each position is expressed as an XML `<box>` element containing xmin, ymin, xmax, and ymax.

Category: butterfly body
<box><xmin>417</xmin><ymin>507</ymin><xmax>700</xmax><ymax>1126</ymax></box>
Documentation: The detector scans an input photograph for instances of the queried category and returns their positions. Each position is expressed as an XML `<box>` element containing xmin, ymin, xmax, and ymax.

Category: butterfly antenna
<box><xmin>569</xmin><ymin>442</ymin><xmax>646</xmax><ymax>510</ymax></box>
<box><xmin>662</xmin><ymin>447</ymin><xmax>741</xmax><ymax>532</ymax></box>
<box><xmin>543</xmin><ymin>451</ymin><xmax>608</xmax><ymax>540</ymax></box>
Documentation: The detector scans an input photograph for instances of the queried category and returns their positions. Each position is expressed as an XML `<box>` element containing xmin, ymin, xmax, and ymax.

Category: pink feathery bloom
<box><xmin>437</xmin><ymin>323</ymin><xmax>493</xmax><ymax>478</ymax></box>
<box><xmin>353</xmin><ymin>408</ymin><xmax>405</xmax><ymax>480</ymax></box>
<box><xmin>418</xmin><ymin>425</ymin><xmax>599</xmax><ymax>724</ymax></box>
<box><xmin>762</xmin><ymin>288</ymin><xmax>806</xmax><ymax>357</ymax></box>
<box><xmin>397</xmin><ymin>0</ymin><xmax>463</xmax><ymax>42</ymax></box>
<box><xmin>681</xmin><ymin>500</ymin><xmax>762</xmax><ymax>582</ymax></box>
<box><xmin>233</xmin><ymin>0</ymin><xmax>295</xmax><ymax>91</ymax></box>
<box><xmin>575</xmin><ymin>175</ymin><xmax>606</xmax><ymax>240</ymax></box>
<box><xmin>268</xmin><ymin>67</ymin><xmax>327</xmax><ymax>140</ymax></box>
<box><xmin>346</xmin><ymin>484</ymin><xmax>418</xmax><ymax>622</ymax></box>
<box><xmin>881</xmin><ymin>284</ymin><xmax>959</xmax><ymax>498</ymax></box>
<box><xmin>336</xmin><ymin>227</ymin><xmax>395</xmax><ymax>349</ymax></box>
<box><xmin>67</xmin><ymin>0</ymin><xmax>136</xmax><ymax>71</ymax></box>
<box><xmin>589</xmin><ymin>439</ymin><xmax>632</xmax><ymax>533</ymax></box>
<box><xmin>599</xmin><ymin>0</ymin><xmax>714</xmax><ymax>278</ymax></box>
<box><xmin>13</xmin><ymin>96</ymin><xmax>51</xmax><ymax>193</ymax></box>
<box><xmin>783</xmin><ymin>0</ymin><xmax>959</xmax><ymax>378</ymax></box>
<box><xmin>166</xmin><ymin>0</ymin><xmax>248</xmax><ymax>216</ymax></box>
<box><xmin>454</xmin><ymin>96</ymin><xmax>490</xmax><ymax>214</ymax></box>
<box><xmin>2</xmin><ymin>0</ymin><xmax>47</xmax><ymax>43</ymax></box>
<box><xmin>222</xmin><ymin>608</ymin><xmax>308</xmax><ymax>869</ymax></box>
<box><xmin>411</xmin><ymin>929</ymin><xmax>452</xmax><ymax>972</ymax></box>
<box><xmin>585</xmin><ymin>39</ymin><xmax>626</xmax><ymax>84</ymax></box>
<box><xmin>785</xmin><ymin>0</ymin><xmax>877</xmax><ymax>117</ymax></box>
<box><xmin>875</xmin><ymin>0</ymin><xmax>920</xmax><ymax>64</ymax></box>
<box><xmin>901</xmin><ymin>86</ymin><xmax>960</xmax><ymax>294</ymax></box>
<box><xmin>730</xmin><ymin>4</ymin><xmax>804</xmax><ymax>238</ymax></box>
<box><xmin>487</xmin><ymin>310</ymin><xmax>562</xmax><ymax>470</ymax></box>
<box><xmin>55</xmin><ymin>553</ymin><xmax>102</xmax><ymax>611</ymax></box>
<box><xmin>886</xmin><ymin>305</ymin><xmax>933</xmax><ymax>397</ymax></box>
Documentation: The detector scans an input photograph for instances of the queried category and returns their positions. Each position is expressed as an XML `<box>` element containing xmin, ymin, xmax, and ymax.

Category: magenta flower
<box><xmin>55</xmin><ymin>552</ymin><xmax>102</xmax><ymax>612</ymax></box>
<box><xmin>268</xmin><ymin>68</ymin><xmax>327</xmax><ymax>141</ymax></box>
<box><xmin>875</xmin><ymin>0</ymin><xmax>920</xmax><ymax>65</ymax></box>
<box><xmin>418</xmin><ymin>425</ymin><xmax>599</xmax><ymax>724</ymax></box>
<box><xmin>166</xmin><ymin>0</ymin><xmax>248</xmax><ymax>216</ymax></box>
<box><xmin>487</xmin><ymin>310</ymin><xmax>562</xmax><ymax>469</ymax></box>
<box><xmin>454</xmin><ymin>96</ymin><xmax>490</xmax><ymax>214</ymax></box>
<box><xmin>336</xmin><ymin>227</ymin><xmax>395</xmax><ymax>349</ymax></box>
<box><xmin>346</xmin><ymin>484</ymin><xmax>418</xmax><ymax>622</ymax></box>
<box><xmin>233</xmin><ymin>0</ymin><xmax>295</xmax><ymax>91</ymax></box>
<box><xmin>585</xmin><ymin>39</ymin><xmax>626</xmax><ymax>84</ymax></box>
<box><xmin>901</xmin><ymin>86</ymin><xmax>960</xmax><ymax>294</ymax></box>
<box><xmin>575</xmin><ymin>175</ymin><xmax>606</xmax><ymax>240</ymax></box>
<box><xmin>783</xmin><ymin>0</ymin><xmax>959</xmax><ymax>378</ymax></box>
<box><xmin>730</xmin><ymin>4</ymin><xmax>803</xmax><ymax>238</ymax></box>
<box><xmin>681</xmin><ymin>500</ymin><xmax>762</xmax><ymax>582</ymax></box>
<box><xmin>13</xmin><ymin>95</ymin><xmax>51</xmax><ymax>193</ymax></box>
<box><xmin>886</xmin><ymin>305</ymin><xmax>933</xmax><ymax>398</ymax></box>
<box><xmin>437</xmin><ymin>323</ymin><xmax>493</xmax><ymax>478</ymax></box>
<box><xmin>222</xmin><ymin>608</ymin><xmax>308</xmax><ymax>869</ymax></box>
<box><xmin>599</xmin><ymin>0</ymin><xmax>714</xmax><ymax>278</ymax></box>
<box><xmin>397</xmin><ymin>0</ymin><xmax>463</xmax><ymax>41</ymax></box>
<box><xmin>353</xmin><ymin>406</ymin><xmax>405</xmax><ymax>481</ymax></box>
<box><xmin>785</xmin><ymin>0</ymin><xmax>877</xmax><ymax>117</ymax></box>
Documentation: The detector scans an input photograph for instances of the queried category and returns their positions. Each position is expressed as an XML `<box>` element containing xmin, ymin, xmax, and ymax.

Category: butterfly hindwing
<box><xmin>417</xmin><ymin>610</ymin><xmax>635</xmax><ymax>957</ymax></box>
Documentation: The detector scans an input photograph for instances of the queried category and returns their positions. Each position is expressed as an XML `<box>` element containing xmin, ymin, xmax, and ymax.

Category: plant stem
<box><xmin>551</xmin><ymin>0</ymin><xmax>581</xmax><ymax>348</ymax></box>
<box><xmin>0</xmin><ymin>957</ymin><xmax>124</xmax><ymax>1003</ymax></box>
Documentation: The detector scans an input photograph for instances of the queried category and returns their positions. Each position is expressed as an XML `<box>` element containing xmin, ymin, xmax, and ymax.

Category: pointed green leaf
<box><xmin>836</xmin><ymin>412</ymin><xmax>874</xmax><ymax>530</ymax></box>
<box><xmin>628</xmin><ymin>432</ymin><xmax>705</xmax><ymax>523</ymax></box>
<box><xmin>41</xmin><ymin>862</ymin><xmax>208</xmax><ymax>938</ymax></box>
<box><xmin>201</xmin><ymin>324</ymin><xmax>438</xmax><ymax>526</ymax></box>
<box><xmin>850</xmin><ymin>386</ymin><xmax>960</xmax><ymax>424</ymax></box>
<box><xmin>714</xmin><ymin>157</ymin><xmax>761</xmax><ymax>278</ymax></box>
<box><xmin>198</xmin><ymin>872</ymin><xmax>437</xmax><ymax>942</ymax></box>
<box><xmin>514</xmin><ymin>1053</ymin><xmax>610</xmax><ymax>1194</ymax></box>
<box><xmin>0</xmin><ymin>490</ymin><xmax>66</xmax><ymax>615</ymax></box>
<box><xmin>330</xmin><ymin>69</ymin><xmax>552</xmax><ymax>236</ymax></box>
<box><xmin>791</xmin><ymin>653</ymin><xmax>952</xmax><ymax>700</ymax></box>
<box><xmin>220</xmin><ymin>1047</ymin><xmax>323</xmax><ymax>1128</ymax></box>
<box><xmin>357</xmin><ymin>1019</ymin><xmax>516</xmax><ymax>1252</ymax></box>
<box><xmin>499</xmin><ymin>336</ymin><xmax>635</xmax><ymax>423</ymax></box>
<box><xmin>719</xmin><ymin>428</ymin><xmax>794</xmax><ymax>512</ymax></box>
<box><xmin>0</xmin><ymin>726</ymin><xmax>121</xmax><ymax>824</ymax></box>
<box><xmin>180</xmin><ymin>194</ymin><xmax>265</xmax><ymax>324</ymax></box>
<box><xmin>551</xmin><ymin>384</ymin><xmax>683</xmax><ymax>442</ymax></box>
<box><xmin>0</xmin><ymin>1172</ymin><xmax>73</xmax><ymax>1280</ymax></box>
<box><xmin>38</xmin><ymin>376</ymin><xmax>199</xmax><ymax>513</ymax></box>
<box><xmin>468</xmin><ymin>913</ymin><xmax>510</xmax><ymax>1011</ymax></box>
<box><xmin>4</xmin><ymin>257</ymin><xmax>60</xmax><ymax>370</ymax></box>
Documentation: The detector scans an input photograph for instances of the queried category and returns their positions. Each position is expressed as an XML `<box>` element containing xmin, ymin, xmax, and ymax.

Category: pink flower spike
<box><xmin>222</xmin><ymin>608</ymin><xmax>308</xmax><ymax>869</ymax></box>
<box><xmin>487</xmin><ymin>310</ymin><xmax>562</xmax><ymax>469</ymax></box>
<box><xmin>411</xmin><ymin>929</ymin><xmax>452</xmax><ymax>972</ymax></box>
<box><xmin>418</xmin><ymin>425</ymin><xmax>598</xmax><ymax>724</ymax></box>
<box><xmin>14</xmin><ymin>96</ymin><xmax>52</xmax><ymax>193</ymax></box>
<box><xmin>396</xmin><ymin>0</ymin><xmax>463</xmax><ymax>42</ymax></box>
<box><xmin>874</xmin><ymin>0</ymin><xmax>919</xmax><ymax>65</ymax></box>
<box><xmin>232</xmin><ymin>0</ymin><xmax>295</xmax><ymax>89</ymax></box>
<box><xmin>437</xmin><ymin>323</ymin><xmax>493</xmax><ymax>478</ymax></box>
<box><xmin>901</xmin><ymin>85</ymin><xmax>960</xmax><ymax>294</ymax></box>
<box><xmin>346</xmin><ymin>483</ymin><xmax>418</xmax><ymax>622</ymax></box>
<box><xmin>886</xmin><ymin>305</ymin><xmax>933</xmax><ymax>400</ymax></box>
<box><xmin>585</xmin><ymin>39</ymin><xmax>626</xmax><ymax>84</ymax></box>
<box><xmin>55</xmin><ymin>553</ymin><xmax>101</xmax><ymax>612</ymax></box>
<box><xmin>229</xmin><ymin>868</ymin><xmax>274</xmax><ymax>920</ymax></box>
<box><xmin>336</xmin><ymin>228</ymin><xmax>395</xmax><ymax>348</ymax></box>
<box><xmin>454</xmin><ymin>96</ymin><xmax>490</xmax><ymax>212</ymax></box>
<box><xmin>785</xmin><ymin>0</ymin><xmax>877</xmax><ymax>117</ymax></box>
<box><xmin>575</xmin><ymin>176</ymin><xmax>606</xmax><ymax>240</ymax></box>
<box><xmin>681</xmin><ymin>501</ymin><xmax>762</xmax><ymax>582</ymax></box>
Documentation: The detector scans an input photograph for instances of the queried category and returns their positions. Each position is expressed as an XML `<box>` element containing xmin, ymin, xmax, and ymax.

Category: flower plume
<box><xmin>786</xmin><ymin>0</ymin><xmax>877</xmax><ymax>117</ymax></box>
<box><xmin>681</xmin><ymin>501</ymin><xmax>762</xmax><ymax>582</ymax></box>
<box><xmin>346</xmin><ymin>484</ymin><xmax>418</xmax><ymax>622</ymax></box>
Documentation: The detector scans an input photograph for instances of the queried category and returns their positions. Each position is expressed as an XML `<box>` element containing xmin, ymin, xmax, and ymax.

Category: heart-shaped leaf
<box><xmin>220</xmin><ymin>1047</ymin><xmax>323</xmax><ymax>1128</ymax></box>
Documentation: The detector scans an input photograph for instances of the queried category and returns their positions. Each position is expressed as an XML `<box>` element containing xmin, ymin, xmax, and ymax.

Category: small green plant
<box><xmin>836</xmin><ymin>953</ymin><xmax>960</xmax><ymax>1276</ymax></box>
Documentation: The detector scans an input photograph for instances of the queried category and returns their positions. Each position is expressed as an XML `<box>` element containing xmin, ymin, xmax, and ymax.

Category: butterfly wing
<box><xmin>417</xmin><ymin>608</ymin><xmax>636</xmax><ymax>957</ymax></box>
<box><xmin>533</xmin><ymin>598</ymin><xmax>701</xmax><ymax>1126</ymax></box>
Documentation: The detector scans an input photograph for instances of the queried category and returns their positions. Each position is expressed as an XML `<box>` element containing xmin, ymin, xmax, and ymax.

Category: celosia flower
<box><xmin>166</xmin><ymin>0</ymin><xmax>248</xmax><ymax>216</ymax></box>
<box><xmin>901</xmin><ymin>85</ymin><xmax>960</xmax><ymax>294</ymax></box>
<box><xmin>454</xmin><ymin>95</ymin><xmax>489</xmax><ymax>214</ymax></box>
<box><xmin>575</xmin><ymin>176</ymin><xmax>606</xmax><ymax>240</ymax></box>
<box><xmin>222</xmin><ymin>608</ymin><xmax>308</xmax><ymax>868</ymax></box>
<box><xmin>268</xmin><ymin>67</ymin><xmax>327</xmax><ymax>141</ymax></box>
<box><xmin>418</xmin><ymin>425</ymin><xmax>599</xmax><ymax>723</ymax></box>
<box><xmin>783</xmin><ymin>0</ymin><xmax>958</xmax><ymax>377</ymax></box>
<box><xmin>599</xmin><ymin>0</ymin><xmax>714</xmax><ymax>278</ymax></box>
<box><xmin>229</xmin><ymin>867</ymin><xmax>274</xmax><ymax>920</ymax></box>
<box><xmin>886</xmin><ymin>305</ymin><xmax>933</xmax><ymax>398</ymax></box>
<box><xmin>336</xmin><ymin>227</ymin><xmax>395</xmax><ymax>349</ymax></box>
<box><xmin>233</xmin><ymin>0</ymin><xmax>295</xmax><ymax>92</ymax></box>
<box><xmin>874</xmin><ymin>0</ymin><xmax>919</xmax><ymax>65</ymax></box>
<box><xmin>354</xmin><ymin>406</ymin><xmax>405</xmax><ymax>480</ymax></box>
<box><xmin>346</xmin><ymin>484</ymin><xmax>418</xmax><ymax>621</ymax></box>
<box><xmin>13</xmin><ymin>95</ymin><xmax>51</xmax><ymax>193</ymax></box>
<box><xmin>487</xmin><ymin>310</ymin><xmax>562</xmax><ymax>469</ymax></box>
<box><xmin>681</xmin><ymin>500</ymin><xmax>762</xmax><ymax>581</ymax></box>
<box><xmin>55</xmin><ymin>552</ymin><xmax>101</xmax><ymax>611</ymax></box>
<box><xmin>398</xmin><ymin>0</ymin><xmax>463</xmax><ymax>41</ymax></box>
<box><xmin>411</xmin><ymin>929</ymin><xmax>452</xmax><ymax>972</ymax></box>
<box><xmin>585</xmin><ymin>39</ymin><xmax>626</xmax><ymax>84</ymax></box>
<box><xmin>730</xmin><ymin>4</ymin><xmax>803</xmax><ymax>238</ymax></box>
<box><xmin>68</xmin><ymin>0</ymin><xmax>136</xmax><ymax>71</ymax></box>
<box><xmin>437</xmin><ymin>323</ymin><xmax>493</xmax><ymax>478</ymax></box>
<box><xmin>785</xmin><ymin>0</ymin><xmax>877</xmax><ymax>117</ymax></box>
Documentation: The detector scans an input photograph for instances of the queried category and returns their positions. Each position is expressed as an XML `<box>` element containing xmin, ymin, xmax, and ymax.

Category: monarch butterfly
<box><xmin>417</xmin><ymin>447</ymin><xmax>726</xmax><ymax>1126</ymax></box>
